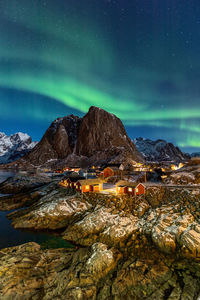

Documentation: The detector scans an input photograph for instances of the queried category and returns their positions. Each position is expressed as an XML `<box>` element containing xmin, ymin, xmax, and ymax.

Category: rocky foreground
<box><xmin>1</xmin><ymin>176</ymin><xmax>200</xmax><ymax>299</ymax></box>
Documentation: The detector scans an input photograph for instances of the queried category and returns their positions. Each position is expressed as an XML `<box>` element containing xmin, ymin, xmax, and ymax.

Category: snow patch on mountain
<box><xmin>0</xmin><ymin>132</ymin><xmax>37</xmax><ymax>164</ymax></box>
<box><xmin>134</xmin><ymin>137</ymin><xmax>189</xmax><ymax>162</ymax></box>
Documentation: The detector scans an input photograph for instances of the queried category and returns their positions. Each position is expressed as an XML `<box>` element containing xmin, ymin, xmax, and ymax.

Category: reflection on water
<box><xmin>0</xmin><ymin>170</ymin><xmax>73</xmax><ymax>249</ymax></box>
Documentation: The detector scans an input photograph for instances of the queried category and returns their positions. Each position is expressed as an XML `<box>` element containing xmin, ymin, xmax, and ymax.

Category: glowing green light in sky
<box><xmin>0</xmin><ymin>0</ymin><xmax>200</xmax><ymax>149</ymax></box>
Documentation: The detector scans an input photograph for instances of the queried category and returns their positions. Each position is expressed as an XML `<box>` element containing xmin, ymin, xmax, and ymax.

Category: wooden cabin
<box><xmin>134</xmin><ymin>183</ymin><xmax>145</xmax><ymax>195</ymax></box>
<box><xmin>59</xmin><ymin>176</ymin><xmax>85</xmax><ymax>189</ymax></box>
<box><xmin>103</xmin><ymin>166</ymin><xmax>121</xmax><ymax>178</ymax></box>
<box><xmin>116</xmin><ymin>181</ymin><xmax>136</xmax><ymax>195</ymax></box>
<box><xmin>76</xmin><ymin>179</ymin><xmax>103</xmax><ymax>193</ymax></box>
<box><xmin>116</xmin><ymin>181</ymin><xmax>145</xmax><ymax>196</ymax></box>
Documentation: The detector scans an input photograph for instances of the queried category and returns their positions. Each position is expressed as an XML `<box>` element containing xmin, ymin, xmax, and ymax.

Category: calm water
<box><xmin>0</xmin><ymin>170</ymin><xmax>73</xmax><ymax>249</ymax></box>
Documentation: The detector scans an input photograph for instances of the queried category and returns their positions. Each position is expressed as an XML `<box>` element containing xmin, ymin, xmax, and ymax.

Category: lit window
<box><xmin>128</xmin><ymin>188</ymin><xmax>132</xmax><ymax>192</ymax></box>
<box><xmin>136</xmin><ymin>188</ymin><xmax>138</xmax><ymax>192</ymax></box>
<box><xmin>86</xmin><ymin>185</ymin><xmax>89</xmax><ymax>189</ymax></box>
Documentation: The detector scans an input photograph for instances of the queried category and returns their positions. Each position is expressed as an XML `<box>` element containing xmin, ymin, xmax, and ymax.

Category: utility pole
<box><xmin>144</xmin><ymin>170</ymin><xmax>147</xmax><ymax>183</ymax></box>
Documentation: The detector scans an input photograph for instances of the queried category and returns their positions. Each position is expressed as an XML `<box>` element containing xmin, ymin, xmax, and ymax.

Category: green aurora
<box><xmin>0</xmin><ymin>0</ymin><xmax>200</xmax><ymax>151</ymax></box>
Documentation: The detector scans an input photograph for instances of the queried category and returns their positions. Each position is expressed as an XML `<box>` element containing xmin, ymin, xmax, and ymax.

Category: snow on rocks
<box><xmin>0</xmin><ymin>131</ymin><xmax>37</xmax><ymax>164</ymax></box>
<box><xmin>82</xmin><ymin>242</ymin><xmax>122</xmax><ymax>284</ymax></box>
<box><xmin>11</xmin><ymin>192</ymin><xmax>92</xmax><ymax>230</ymax></box>
<box><xmin>85</xmin><ymin>243</ymin><xmax>118</xmax><ymax>277</ymax></box>
<box><xmin>145</xmin><ymin>208</ymin><xmax>200</xmax><ymax>256</ymax></box>
<box><xmin>63</xmin><ymin>205</ymin><xmax>140</xmax><ymax>247</ymax></box>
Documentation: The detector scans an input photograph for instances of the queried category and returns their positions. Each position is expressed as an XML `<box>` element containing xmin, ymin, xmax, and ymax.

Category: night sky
<box><xmin>0</xmin><ymin>0</ymin><xmax>200</xmax><ymax>152</ymax></box>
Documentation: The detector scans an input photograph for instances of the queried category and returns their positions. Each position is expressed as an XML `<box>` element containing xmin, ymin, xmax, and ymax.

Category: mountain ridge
<box><xmin>0</xmin><ymin>132</ymin><xmax>37</xmax><ymax>164</ymax></box>
<box><xmin>134</xmin><ymin>137</ymin><xmax>190</xmax><ymax>162</ymax></box>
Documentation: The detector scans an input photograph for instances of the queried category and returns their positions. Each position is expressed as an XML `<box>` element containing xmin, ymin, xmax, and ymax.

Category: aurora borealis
<box><xmin>0</xmin><ymin>0</ymin><xmax>200</xmax><ymax>152</ymax></box>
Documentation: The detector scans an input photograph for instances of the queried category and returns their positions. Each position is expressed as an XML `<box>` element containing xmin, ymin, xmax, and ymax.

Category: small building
<box><xmin>116</xmin><ymin>181</ymin><xmax>145</xmax><ymax>196</ymax></box>
<box><xmin>103</xmin><ymin>166</ymin><xmax>121</xmax><ymax>178</ymax></box>
<box><xmin>135</xmin><ymin>183</ymin><xmax>145</xmax><ymax>195</ymax></box>
<box><xmin>79</xmin><ymin>168</ymin><xmax>97</xmax><ymax>179</ymax></box>
<box><xmin>59</xmin><ymin>176</ymin><xmax>85</xmax><ymax>189</ymax></box>
<box><xmin>76</xmin><ymin>179</ymin><xmax>103</xmax><ymax>193</ymax></box>
<box><xmin>116</xmin><ymin>180</ymin><xmax>136</xmax><ymax>195</ymax></box>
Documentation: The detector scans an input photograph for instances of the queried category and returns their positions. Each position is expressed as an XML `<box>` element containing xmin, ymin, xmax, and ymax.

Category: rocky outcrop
<box><xmin>164</xmin><ymin>158</ymin><xmax>200</xmax><ymax>184</ymax></box>
<box><xmin>0</xmin><ymin>174</ymin><xmax>51</xmax><ymax>194</ymax></box>
<box><xmin>8</xmin><ymin>188</ymin><xmax>92</xmax><ymax>230</ymax></box>
<box><xmin>164</xmin><ymin>171</ymin><xmax>200</xmax><ymax>185</ymax></box>
<box><xmin>5</xmin><ymin>106</ymin><xmax>143</xmax><ymax>169</ymax></box>
<box><xmin>7</xmin><ymin>181</ymin><xmax>200</xmax><ymax>260</ymax></box>
<box><xmin>0</xmin><ymin>179</ymin><xmax>58</xmax><ymax>211</ymax></box>
<box><xmin>0</xmin><ymin>242</ymin><xmax>122</xmax><ymax>300</ymax></box>
<box><xmin>1</xmin><ymin>241</ymin><xmax>200</xmax><ymax>299</ymax></box>
<box><xmin>1</xmin><ymin>175</ymin><xmax>200</xmax><ymax>299</ymax></box>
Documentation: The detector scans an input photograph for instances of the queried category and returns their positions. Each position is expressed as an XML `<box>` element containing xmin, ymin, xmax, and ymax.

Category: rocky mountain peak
<box><xmin>76</xmin><ymin>106</ymin><xmax>131</xmax><ymax>156</ymax></box>
<box><xmin>12</xmin><ymin>106</ymin><xmax>143</xmax><ymax>168</ymax></box>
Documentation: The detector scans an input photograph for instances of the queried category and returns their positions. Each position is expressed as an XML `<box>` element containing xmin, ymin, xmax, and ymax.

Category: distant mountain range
<box><xmin>0</xmin><ymin>107</ymin><xmax>199</xmax><ymax>168</ymax></box>
<box><xmin>134</xmin><ymin>137</ymin><xmax>190</xmax><ymax>162</ymax></box>
<box><xmin>190</xmin><ymin>152</ymin><xmax>200</xmax><ymax>158</ymax></box>
<box><xmin>0</xmin><ymin>132</ymin><xmax>37</xmax><ymax>164</ymax></box>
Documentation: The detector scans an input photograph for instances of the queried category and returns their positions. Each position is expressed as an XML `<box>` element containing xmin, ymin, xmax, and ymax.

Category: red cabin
<box><xmin>116</xmin><ymin>181</ymin><xmax>136</xmax><ymax>195</ymax></box>
<box><xmin>135</xmin><ymin>183</ymin><xmax>145</xmax><ymax>195</ymax></box>
<box><xmin>116</xmin><ymin>181</ymin><xmax>145</xmax><ymax>196</ymax></box>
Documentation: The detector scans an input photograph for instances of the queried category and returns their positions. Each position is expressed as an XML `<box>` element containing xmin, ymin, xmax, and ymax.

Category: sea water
<box><xmin>0</xmin><ymin>170</ymin><xmax>73</xmax><ymax>249</ymax></box>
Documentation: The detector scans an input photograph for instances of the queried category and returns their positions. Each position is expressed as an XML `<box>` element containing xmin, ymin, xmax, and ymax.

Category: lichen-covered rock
<box><xmin>0</xmin><ymin>242</ymin><xmax>74</xmax><ymax>300</ymax></box>
<box><xmin>63</xmin><ymin>206</ymin><xmax>139</xmax><ymax>248</ymax></box>
<box><xmin>180</xmin><ymin>229</ymin><xmax>200</xmax><ymax>258</ymax></box>
<box><xmin>1</xmin><ymin>176</ymin><xmax>200</xmax><ymax>299</ymax></box>
<box><xmin>10</xmin><ymin>192</ymin><xmax>91</xmax><ymax>230</ymax></box>
<box><xmin>84</xmin><ymin>243</ymin><xmax>122</xmax><ymax>280</ymax></box>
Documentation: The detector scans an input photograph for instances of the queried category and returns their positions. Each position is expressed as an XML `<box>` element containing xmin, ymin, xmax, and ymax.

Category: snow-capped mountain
<box><xmin>0</xmin><ymin>132</ymin><xmax>37</xmax><ymax>164</ymax></box>
<box><xmin>134</xmin><ymin>137</ymin><xmax>190</xmax><ymax>162</ymax></box>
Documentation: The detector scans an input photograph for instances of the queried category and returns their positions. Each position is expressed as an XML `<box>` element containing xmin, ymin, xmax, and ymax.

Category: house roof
<box><xmin>104</xmin><ymin>166</ymin><xmax>120</xmax><ymax>171</ymax></box>
<box><xmin>77</xmin><ymin>179</ymin><xmax>103</xmax><ymax>185</ymax></box>
<box><xmin>116</xmin><ymin>180</ymin><xmax>137</xmax><ymax>187</ymax></box>
<box><xmin>65</xmin><ymin>176</ymin><xmax>85</xmax><ymax>182</ymax></box>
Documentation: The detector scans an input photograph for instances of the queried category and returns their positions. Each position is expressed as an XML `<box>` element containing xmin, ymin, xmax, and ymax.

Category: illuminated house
<box><xmin>76</xmin><ymin>179</ymin><xmax>103</xmax><ymax>193</ymax></box>
<box><xmin>135</xmin><ymin>183</ymin><xmax>146</xmax><ymax>195</ymax></box>
<box><xmin>116</xmin><ymin>181</ymin><xmax>145</xmax><ymax>196</ymax></box>
<box><xmin>103</xmin><ymin>166</ymin><xmax>121</xmax><ymax>178</ymax></box>
<box><xmin>59</xmin><ymin>176</ymin><xmax>84</xmax><ymax>189</ymax></box>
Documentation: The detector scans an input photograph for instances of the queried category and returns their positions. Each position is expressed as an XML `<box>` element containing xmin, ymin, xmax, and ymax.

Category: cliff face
<box><xmin>75</xmin><ymin>106</ymin><xmax>142</xmax><ymax>164</ymax></box>
<box><xmin>14</xmin><ymin>106</ymin><xmax>143</xmax><ymax>168</ymax></box>
<box><xmin>76</xmin><ymin>107</ymin><xmax>137</xmax><ymax>156</ymax></box>
<box><xmin>22</xmin><ymin>115</ymin><xmax>81</xmax><ymax>166</ymax></box>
